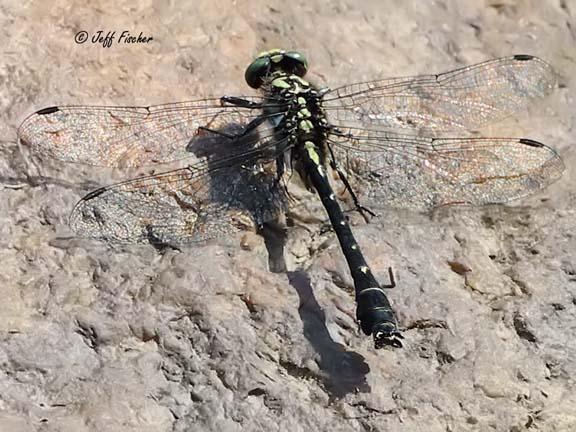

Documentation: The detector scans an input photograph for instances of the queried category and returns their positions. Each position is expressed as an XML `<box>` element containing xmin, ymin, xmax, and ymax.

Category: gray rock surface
<box><xmin>1</xmin><ymin>0</ymin><xmax>575</xmax><ymax>431</ymax></box>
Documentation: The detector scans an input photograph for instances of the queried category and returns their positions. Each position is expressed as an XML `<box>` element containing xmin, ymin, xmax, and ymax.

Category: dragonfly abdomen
<box><xmin>299</xmin><ymin>139</ymin><xmax>403</xmax><ymax>348</ymax></box>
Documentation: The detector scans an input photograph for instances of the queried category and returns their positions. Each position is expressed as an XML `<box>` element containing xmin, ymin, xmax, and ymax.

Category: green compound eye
<box><xmin>245</xmin><ymin>56</ymin><xmax>271</xmax><ymax>89</ymax></box>
<box><xmin>284</xmin><ymin>51</ymin><xmax>308</xmax><ymax>77</ymax></box>
<box><xmin>244</xmin><ymin>50</ymin><xmax>308</xmax><ymax>89</ymax></box>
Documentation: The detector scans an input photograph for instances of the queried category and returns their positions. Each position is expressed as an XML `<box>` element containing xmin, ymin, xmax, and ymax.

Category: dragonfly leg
<box><xmin>275</xmin><ymin>153</ymin><xmax>285</xmax><ymax>181</ymax></box>
<box><xmin>220</xmin><ymin>96</ymin><xmax>265</xmax><ymax>109</ymax></box>
<box><xmin>326</xmin><ymin>156</ymin><xmax>376</xmax><ymax>222</ymax></box>
<box><xmin>273</xmin><ymin>153</ymin><xmax>296</xmax><ymax>203</ymax></box>
<box><xmin>381</xmin><ymin>267</ymin><xmax>396</xmax><ymax>289</ymax></box>
<box><xmin>334</xmin><ymin>163</ymin><xmax>376</xmax><ymax>221</ymax></box>
<box><xmin>198</xmin><ymin>115</ymin><xmax>268</xmax><ymax>140</ymax></box>
<box><xmin>323</xmin><ymin>134</ymin><xmax>376</xmax><ymax>221</ymax></box>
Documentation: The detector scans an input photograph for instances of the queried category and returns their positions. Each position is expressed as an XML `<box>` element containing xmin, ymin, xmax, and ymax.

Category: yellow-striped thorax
<box><xmin>245</xmin><ymin>50</ymin><xmax>328</xmax><ymax>161</ymax></box>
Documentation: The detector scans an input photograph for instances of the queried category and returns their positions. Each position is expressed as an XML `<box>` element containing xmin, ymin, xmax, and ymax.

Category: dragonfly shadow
<box><xmin>259</xmin><ymin>220</ymin><xmax>289</xmax><ymax>273</ymax></box>
<box><xmin>186</xmin><ymin>122</ymin><xmax>250</xmax><ymax>157</ymax></box>
<box><xmin>287</xmin><ymin>270</ymin><xmax>371</xmax><ymax>399</ymax></box>
<box><xmin>260</xmin><ymin>222</ymin><xmax>371</xmax><ymax>398</ymax></box>
<box><xmin>181</xmin><ymin>122</ymin><xmax>287</xmax><ymax>238</ymax></box>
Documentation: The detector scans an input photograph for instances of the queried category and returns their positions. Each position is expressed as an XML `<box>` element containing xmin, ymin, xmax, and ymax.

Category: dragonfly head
<box><xmin>245</xmin><ymin>49</ymin><xmax>308</xmax><ymax>89</ymax></box>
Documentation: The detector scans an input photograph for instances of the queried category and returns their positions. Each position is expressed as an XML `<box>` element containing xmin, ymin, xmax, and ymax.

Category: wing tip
<box><xmin>82</xmin><ymin>187</ymin><xmax>107</xmax><ymax>201</ymax></box>
<box><xmin>35</xmin><ymin>106</ymin><xmax>60</xmax><ymax>115</ymax></box>
<box><xmin>513</xmin><ymin>54</ymin><xmax>535</xmax><ymax>61</ymax></box>
<box><xmin>519</xmin><ymin>138</ymin><xmax>544</xmax><ymax>148</ymax></box>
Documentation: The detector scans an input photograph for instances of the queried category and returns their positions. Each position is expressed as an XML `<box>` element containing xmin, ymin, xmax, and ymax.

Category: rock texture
<box><xmin>1</xmin><ymin>1</ymin><xmax>575</xmax><ymax>431</ymax></box>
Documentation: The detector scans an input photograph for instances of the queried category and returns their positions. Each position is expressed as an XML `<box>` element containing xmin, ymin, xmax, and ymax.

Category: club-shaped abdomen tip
<box><xmin>373</xmin><ymin>322</ymin><xmax>404</xmax><ymax>349</ymax></box>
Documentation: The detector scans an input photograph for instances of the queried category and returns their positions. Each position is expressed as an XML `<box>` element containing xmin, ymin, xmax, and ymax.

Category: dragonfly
<box><xmin>18</xmin><ymin>49</ymin><xmax>563</xmax><ymax>349</ymax></box>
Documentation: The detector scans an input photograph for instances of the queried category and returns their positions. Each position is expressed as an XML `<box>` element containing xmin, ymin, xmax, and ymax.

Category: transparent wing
<box><xmin>17</xmin><ymin>97</ymin><xmax>284</xmax><ymax>168</ymax></box>
<box><xmin>329</xmin><ymin>128</ymin><xmax>564</xmax><ymax>211</ymax></box>
<box><xmin>70</xmin><ymin>132</ymin><xmax>290</xmax><ymax>244</ymax></box>
<box><xmin>323</xmin><ymin>55</ymin><xmax>556</xmax><ymax>132</ymax></box>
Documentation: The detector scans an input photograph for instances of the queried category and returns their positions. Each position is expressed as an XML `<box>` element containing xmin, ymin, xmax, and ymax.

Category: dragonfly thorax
<box><xmin>261</xmin><ymin>72</ymin><xmax>328</xmax><ymax>153</ymax></box>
